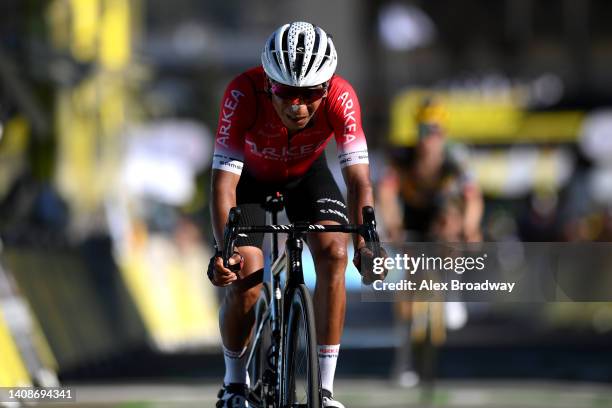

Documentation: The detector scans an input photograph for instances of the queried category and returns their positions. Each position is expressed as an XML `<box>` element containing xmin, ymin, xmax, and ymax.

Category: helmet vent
<box><xmin>318</xmin><ymin>43</ymin><xmax>331</xmax><ymax>72</ymax></box>
<box><xmin>294</xmin><ymin>33</ymin><xmax>306</xmax><ymax>81</ymax></box>
<box><xmin>269</xmin><ymin>36</ymin><xmax>282</xmax><ymax>70</ymax></box>
<box><xmin>281</xmin><ymin>29</ymin><xmax>291</xmax><ymax>77</ymax></box>
<box><xmin>268</xmin><ymin>36</ymin><xmax>275</xmax><ymax>52</ymax></box>
<box><xmin>304</xmin><ymin>31</ymin><xmax>320</xmax><ymax>79</ymax></box>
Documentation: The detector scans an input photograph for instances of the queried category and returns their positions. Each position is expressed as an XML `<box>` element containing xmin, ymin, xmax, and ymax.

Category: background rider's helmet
<box><xmin>261</xmin><ymin>21</ymin><xmax>338</xmax><ymax>87</ymax></box>
<box><xmin>415</xmin><ymin>97</ymin><xmax>449</xmax><ymax>138</ymax></box>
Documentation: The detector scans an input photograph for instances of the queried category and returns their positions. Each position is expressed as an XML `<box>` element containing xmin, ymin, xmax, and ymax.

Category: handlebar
<box><xmin>221</xmin><ymin>206</ymin><xmax>382</xmax><ymax>268</ymax></box>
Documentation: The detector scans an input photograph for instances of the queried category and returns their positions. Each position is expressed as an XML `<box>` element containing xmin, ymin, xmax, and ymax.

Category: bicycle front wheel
<box><xmin>281</xmin><ymin>284</ymin><xmax>320</xmax><ymax>408</ymax></box>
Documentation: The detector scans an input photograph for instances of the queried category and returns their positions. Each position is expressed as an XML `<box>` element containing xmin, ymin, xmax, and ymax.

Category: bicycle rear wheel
<box><xmin>247</xmin><ymin>282</ymin><xmax>272</xmax><ymax>405</ymax></box>
<box><xmin>281</xmin><ymin>284</ymin><xmax>320</xmax><ymax>408</ymax></box>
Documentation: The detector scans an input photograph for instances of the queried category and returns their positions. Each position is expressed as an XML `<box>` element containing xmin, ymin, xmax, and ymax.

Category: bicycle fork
<box><xmin>278</xmin><ymin>235</ymin><xmax>307</xmax><ymax>407</ymax></box>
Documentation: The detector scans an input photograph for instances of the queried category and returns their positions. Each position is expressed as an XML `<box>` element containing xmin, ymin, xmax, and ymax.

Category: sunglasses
<box><xmin>270</xmin><ymin>82</ymin><xmax>327</xmax><ymax>104</ymax></box>
<box><xmin>418</xmin><ymin>123</ymin><xmax>444</xmax><ymax>139</ymax></box>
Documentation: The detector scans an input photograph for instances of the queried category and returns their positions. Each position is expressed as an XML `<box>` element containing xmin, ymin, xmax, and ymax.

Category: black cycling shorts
<box><xmin>234</xmin><ymin>154</ymin><xmax>348</xmax><ymax>248</ymax></box>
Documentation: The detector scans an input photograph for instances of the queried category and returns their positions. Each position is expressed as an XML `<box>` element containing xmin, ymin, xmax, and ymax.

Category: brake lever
<box><xmin>361</xmin><ymin>206</ymin><xmax>382</xmax><ymax>257</ymax></box>
<box><xmin>223</xmin><ymin>207</ymin><xmax>242</xmax><ymax>268</ymax></box>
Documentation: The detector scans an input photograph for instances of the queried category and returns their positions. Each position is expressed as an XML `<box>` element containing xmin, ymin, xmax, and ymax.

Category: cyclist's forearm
<box><xmin>346</xmin><ymin>179</ymin><xmax>374</xmax><ymax>249</ymax></box>
<box><xmin>211</xmin><ymin>192</ymin><xmax>237</xmax><ymax>250</ymax></box>
<box><xmin>211</xmin><ymin>172</ymin><xmax>239</xmax><ymax>250</ymax></box>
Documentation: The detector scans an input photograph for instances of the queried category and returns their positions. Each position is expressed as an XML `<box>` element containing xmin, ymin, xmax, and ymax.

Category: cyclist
<box><xmin>378</xmin><ymin>97</ymin><xmax>483</xmax><ymax>243</ymax></box>
<box><xmin>378</xmin><ymin>97</ymin><xmax>482</xmax><ymax>386</ymax></box>
<box><xmin>208</xmin><ymin>22</ymin><xmax>383</xmax><ymax>408</ymax></box>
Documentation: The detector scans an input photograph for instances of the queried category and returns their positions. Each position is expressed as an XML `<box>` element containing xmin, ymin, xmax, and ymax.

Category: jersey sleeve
<box><xmin>326</xmin><ymin>76</ymin><xmax>369</xmax><ymax>168</ymax></box>
<box><xmin>212</xmin><ymin>74</ymin><xmax>256</xmax><ymax>175</ymax></box>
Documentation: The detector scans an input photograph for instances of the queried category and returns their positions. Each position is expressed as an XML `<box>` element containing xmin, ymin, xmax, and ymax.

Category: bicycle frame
<box><xmin>223</xmin><ymin>205</ymin><xmax>380</xmax><ymax>407</ymax></box>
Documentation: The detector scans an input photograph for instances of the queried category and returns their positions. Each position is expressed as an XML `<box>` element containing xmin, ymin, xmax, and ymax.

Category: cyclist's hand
<box><xmin>207</xmin><ymin>251</ymin><xmax>244</xmax><ymax>287</ymax></box>
<box><xmin>353</xmin><ymin>245</ymin><xmax>389</xmax><ymax>285</ymax></box>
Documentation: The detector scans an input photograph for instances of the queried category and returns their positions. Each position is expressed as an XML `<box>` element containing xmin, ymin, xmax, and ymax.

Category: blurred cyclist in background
<box><xmin>378</xmin><ymin>97</ymin><xmax>483</xmax><ymax>243</ymax></box>
<box><xmin>377</xmin><ymin>97</ymin><xmax>483</xmax><ymax>386</ymax></box>
<box><xmin>208</xmin><ymin>22</ymin><xmax>384</xmax><ymax>407</ymax></box>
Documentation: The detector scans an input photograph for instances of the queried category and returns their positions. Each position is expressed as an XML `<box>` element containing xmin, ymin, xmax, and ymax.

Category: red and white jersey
<box><xmin>212</xmin><ymin>66</ymin><xmax>369</xmax><ymax>182</ymax></box>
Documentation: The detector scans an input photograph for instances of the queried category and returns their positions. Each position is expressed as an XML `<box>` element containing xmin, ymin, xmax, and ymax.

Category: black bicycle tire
<box><xmin>247</xmin><ymin>282</ymin><xmax>272</xmax><ymax>404</ymax></box>
<box><xmin>281</xmin><ymin>284</ymin><xmax>321</xmax><ymax>408</ymax></box>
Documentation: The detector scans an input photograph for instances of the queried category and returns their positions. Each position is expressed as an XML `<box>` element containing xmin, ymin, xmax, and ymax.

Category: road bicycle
<box><xmin>220</xmin><ymin>194</ymin><xmax>382</xmax><ymax>407</ymax></box>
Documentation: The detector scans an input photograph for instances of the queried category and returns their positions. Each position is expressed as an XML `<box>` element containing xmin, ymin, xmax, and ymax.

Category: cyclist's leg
<box><xmin>219</xmin><ymin>173</ymin><xmax>271</xmax><ymax>391</ymax></box>
<box><xmin>308</xmin><ymin>225</ymin><xmax>348</xmax><ymax>345</ymax></box>
<box><xmin>219</xmin><ymin>245</ymin><xmax>264</xmax><ymax>352</ymax></box>
<box><xmin>308</xmin><ymin>225</ymin><xmax>348</xmax><ymax>401</ymax></box>
<box><xmin>219</xmin><ymin>244</ymin><xmax>265</xmax><ymax>387</ymax></box>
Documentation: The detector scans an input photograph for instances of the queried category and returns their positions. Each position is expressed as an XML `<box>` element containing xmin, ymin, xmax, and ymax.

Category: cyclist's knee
<box><xmin>226</xmin><ymin>283</ymin><xmax>262</xmax><ymax>307</ymax></box>
<box><xmin>326</xmin><ymin>235</ymin><xmax>349</xmax><ymax>262</ymax></box>
<box><xmin>311</xmin><ymin>234</ymin><xmax>348</xmax><ymax>265</ymax></box>
<box><xmin>236</xmin><ymin>246</ymin><xmax>264</xmax><ymax>269</ymax></box>
<box><xmin>326</xmin><ymin>242</ymin><xmax>348</xmax><ymax>265</ymax></box>
<box><xmin>312</xmin><ymin>238</ymin><xmax>349</xmax><ymax>281</ymax></box>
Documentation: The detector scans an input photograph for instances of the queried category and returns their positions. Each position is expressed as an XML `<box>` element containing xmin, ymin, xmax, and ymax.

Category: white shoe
<box><xmin>397</xmin><ymin>370</ymin><xmax>420</xmax><ymax>388</ymax></box>
<box><xmin>445</xmin><ymin>301</ymin><xmax>468</xmax><ymax>330</ymax></box>
<box><xmin>322</xmin><ymin>389</ymin><xmax>346</xmax><ymax>408</ymax></box>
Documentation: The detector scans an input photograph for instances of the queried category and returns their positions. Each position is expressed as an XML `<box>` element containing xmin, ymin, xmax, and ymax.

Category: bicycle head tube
<box><xmin>285</xmin><ymin>237</ymin><xmax>305</xmax><ymax>288</ymax></box>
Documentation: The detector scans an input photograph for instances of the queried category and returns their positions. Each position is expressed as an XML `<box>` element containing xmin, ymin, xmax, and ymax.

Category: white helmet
<box><xmin>261</xmin><ymin>22</ymin><xmax>338</xmax><ymax>87</ymax></box>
